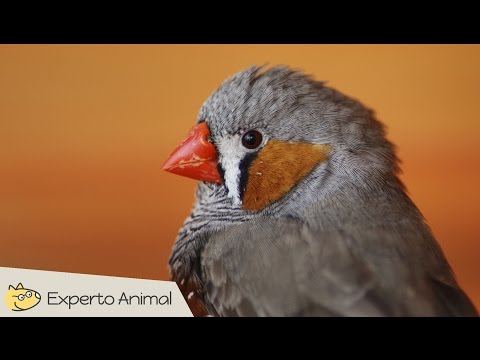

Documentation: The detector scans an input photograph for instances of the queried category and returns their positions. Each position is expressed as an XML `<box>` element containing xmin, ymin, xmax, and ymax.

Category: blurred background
<box><xmin>0</xmin><ymin>45</ymin><xmax>479</xmax><ymax>309</ymax></box>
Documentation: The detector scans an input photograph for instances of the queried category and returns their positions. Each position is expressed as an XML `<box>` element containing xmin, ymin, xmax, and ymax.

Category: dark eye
<box><xmin>242</xmin><ymin>130</ymin><xmax>263</xmax><ymax>149</ymax></box>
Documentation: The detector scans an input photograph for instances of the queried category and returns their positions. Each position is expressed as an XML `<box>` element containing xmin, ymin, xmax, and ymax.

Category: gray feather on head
<box><xmin>199</xmin><ymin>65</ymin><xmax>403</xmax><ymax>207</ymax></box>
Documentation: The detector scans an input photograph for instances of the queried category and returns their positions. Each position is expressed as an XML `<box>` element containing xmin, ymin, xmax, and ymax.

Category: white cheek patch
<box><xmin>216</xmin><ymin>135</ymin><xmax>245</xmax><ymax>205</ymax></box>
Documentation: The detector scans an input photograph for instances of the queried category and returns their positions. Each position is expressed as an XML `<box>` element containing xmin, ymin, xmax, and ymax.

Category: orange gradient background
<box><xmin>1</xmin><ymin>45</ymin><xmax>479</xmax><ymax>309</ymax></box>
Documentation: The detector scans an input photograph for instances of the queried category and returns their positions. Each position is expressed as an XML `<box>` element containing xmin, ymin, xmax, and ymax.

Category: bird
<box><xmin>162</xmin><ymin>65</ymin><xmax>478</xmax><ymax>317</ymax></box>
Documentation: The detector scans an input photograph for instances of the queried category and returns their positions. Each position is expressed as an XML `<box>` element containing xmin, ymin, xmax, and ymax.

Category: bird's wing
<box><xmin>428</xmin><ymin>276</ymin><xmax>478</xmax><ymax>316</ymax></box>
<box><xmin>201</xmin><ymin>218</ymin><xmax>478</xmax><ymax>317</ymax></box>
<box><xmin>202</xmin><ymin>218</ymin><xmax>388</xmax><ymax>316</ymax></box>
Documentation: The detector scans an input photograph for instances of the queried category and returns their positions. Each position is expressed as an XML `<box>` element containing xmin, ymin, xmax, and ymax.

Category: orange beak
<box><xmin>162</xmin><ymin>122</ymin><xmax>222</xmax><ymax>183</ymax></box>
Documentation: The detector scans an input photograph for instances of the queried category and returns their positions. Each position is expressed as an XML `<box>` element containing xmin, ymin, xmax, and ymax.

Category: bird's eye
<box><xmin>26</xmin><ymin>291</ymin><xmax>32</xmax><ymax>298</ymax></box>
<box><xmin>18</xmin><ymin>294</ymin><xmax>25</xmax><ymax>301</ymax></box>
<box><xmin>242</xmin><ymin>130</ymin><xmax>263</xmax><ymax>149</ymax></box>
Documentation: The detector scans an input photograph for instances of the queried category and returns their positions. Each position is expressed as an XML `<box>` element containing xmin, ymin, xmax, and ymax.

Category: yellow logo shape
<box><xmin>5</xmin><ymin>283</ymin><xmax>41</xmax><ymax>311</ymax></box>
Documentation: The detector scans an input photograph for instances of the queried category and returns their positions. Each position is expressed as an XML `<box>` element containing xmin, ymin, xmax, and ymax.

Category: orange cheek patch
<box><xmin>242</xmin><ymin>140</ymin><xmax>331</xmax><ymax>211</ymax></box>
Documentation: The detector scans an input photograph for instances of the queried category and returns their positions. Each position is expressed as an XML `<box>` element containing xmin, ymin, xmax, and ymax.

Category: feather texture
<box><xmin>168</xmin><ymin>65</ymin><xmax>478</xmax><ymax>317</ymax></box>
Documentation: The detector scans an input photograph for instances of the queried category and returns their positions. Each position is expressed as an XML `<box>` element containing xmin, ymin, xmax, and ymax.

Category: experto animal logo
<box><xmin>5</xmin><ymin>283</ymin><xmax>41</xmax><ymax>311</ymax></box>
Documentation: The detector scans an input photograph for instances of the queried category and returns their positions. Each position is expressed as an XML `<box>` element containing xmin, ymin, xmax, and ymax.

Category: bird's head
<box><xmin>163</xmin><ymin>65</ymin><xmax>399</xmax><ymax>214</ymax></box>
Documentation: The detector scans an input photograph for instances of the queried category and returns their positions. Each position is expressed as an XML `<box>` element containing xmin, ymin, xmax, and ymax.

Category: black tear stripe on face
<box><xmin>238</xmin><ymin>152</ymin><xmax>258</xmax><ymax>201</ymax></box>
<box><xmin>217</xmin><ymin>162</ymin><xmax>226</xmax><ymax>184</ymax></box>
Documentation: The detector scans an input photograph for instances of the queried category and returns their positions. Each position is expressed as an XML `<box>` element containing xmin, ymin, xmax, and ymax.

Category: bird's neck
<box><xmin>169</xmin><ymin>167</ymin><xmax>431</xmax><ymax>284</ymax></box>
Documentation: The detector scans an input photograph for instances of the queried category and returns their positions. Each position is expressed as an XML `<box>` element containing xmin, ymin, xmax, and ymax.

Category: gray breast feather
<box><xmin>201</xmin><ymin>218</ymin><xmax>478</xmax><ymax>317</ymax></box>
